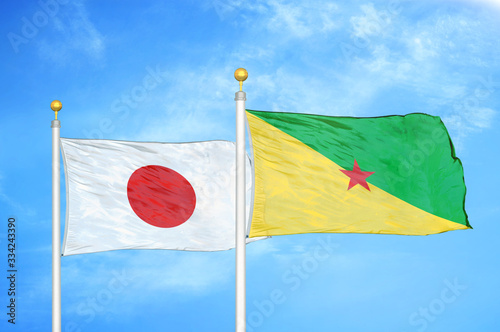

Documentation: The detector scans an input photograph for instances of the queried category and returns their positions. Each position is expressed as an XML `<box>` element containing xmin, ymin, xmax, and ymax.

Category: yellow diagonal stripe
<box><xmin>247</xmin><ymin>112</ymin><xmax>468</xmax><ymax>237</ymax></box>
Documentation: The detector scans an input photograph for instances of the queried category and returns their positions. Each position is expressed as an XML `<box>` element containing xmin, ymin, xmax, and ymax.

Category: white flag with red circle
<box><xmin>60</xmin><ymin>138</ymin><xmax>261</xmax><ymax>256</ymax></box>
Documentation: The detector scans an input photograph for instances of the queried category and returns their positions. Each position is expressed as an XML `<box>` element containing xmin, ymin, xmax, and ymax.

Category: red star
<box><xmin>340</xmin><ymin>159</ymin><xmax>375</xmax><ymax>191</ymax></box>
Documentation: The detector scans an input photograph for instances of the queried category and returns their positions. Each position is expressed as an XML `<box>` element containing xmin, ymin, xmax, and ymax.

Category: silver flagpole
<box><xmin>234</xmin><ymin>68</ymin><xmax>248</xmax><ymax>332</ymax></box>
<box><xmin>51</xmin><ymin>100</ymin><xmax>62</xmax><ymax>332</ymax></box>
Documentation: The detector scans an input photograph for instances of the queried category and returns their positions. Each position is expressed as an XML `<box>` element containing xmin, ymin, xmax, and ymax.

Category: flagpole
<box><xmin>234</xmin><ymin>68</ymin><xmax>248</xmax><ymax>332</ymax></box>
<box><xmin>51</xmin><ymin>100</ymin><xmax>62</xmax><ymax>332</ymax></box>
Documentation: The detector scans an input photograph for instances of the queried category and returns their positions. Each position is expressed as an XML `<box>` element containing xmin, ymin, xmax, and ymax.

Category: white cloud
<box><xmin>410</xmin><ymin>37</ymin><xmax>438</xmax><ymax>61</ymax></box>
<box><xmin>265</xmin><ymin>0</ymin><xmax>339</xmax><ymax>38</ymax></box>
<box><xmin>247</xmin><ymin>239</ymin><xmax>279</xmax><ymax>258</ymax></box>
<box><xmin>245</xmin><ymin>1</ymin><xmax>500</xmax><ymax>147</ymax></box>
<box><xmin>229</xmin><ymin>44</ymin><xmax>276</xmax><ymax>64</ymax></box>
<box><xmin>125</xmin><ymin>65</ymin><xmax>237</xmax><ymax>143</ymax></box>
<box><xmin>350</xmin><ymin>3</ymin><xmax>393</xmax><ymax>39</ymax></box>
<box><xmin>464</xmin><ymin>106</ymin><xmax>496</xmax><ymax>128</ymax></box>
<box><xmin>443</xmin><ymin>106</ymin><xmax>497</xmax><ymax>148</ymax></box>
<box><xmin>450</xmin><ymin>0</ymin><xmax>500</xmax><ymax>11</ymax></box>
<box><xmin>135</xmin><ymin>253</ymin><xmax>234</xmax><ymax>293</ymax></box>
<box><xmin>37</xmin><ymin>0</ymin><xmax>105</xmax><ymax>64</ymax></box>
<box><xmin>0</xmin><ymin>193</ymin><xmax>36</xmax><ymax>217</ymax></box>
<box><xmin>0</xmin><ymin>174</ymin><xmax>36</xmax><ymax>217</ymax></box>
<box><xmin>76</xmin><ymin>0</ymin><xmax>498</xmax><ymax>150</ymax></box>
<box><xmin>207</xmin><ymin>0</ymin><xmax>339</xmax><ymax>39</ymax></box>
<box><xmin>340</xmin><ymin>2</ymin><xmax>499</xmax><ymax>122</ymax></box>
<box><xmin>61</xmin><ymin>250</ymin><xmax>236</xmax><ymax>322</ymax></box>
<box><xmin>62</xmin><ymin>252</ymin><xmax>231</xmax><ymax>293</ymax></box>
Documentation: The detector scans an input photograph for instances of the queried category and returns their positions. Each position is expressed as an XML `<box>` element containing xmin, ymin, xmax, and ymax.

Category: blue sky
<box><xmin>1</xmin><ymin>0</ymin><xmax>500</xmax><ymax>331</ymax></box>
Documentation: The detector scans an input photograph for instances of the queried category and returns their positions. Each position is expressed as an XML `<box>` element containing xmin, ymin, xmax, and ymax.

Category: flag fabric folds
<box><xmin>246</xmin><ymin>110</ymin><xmax>471</xmax><ymax>237</ymax></box>
<box><xmin>61</xmin><ymin>138</ymin><xmax>257</xmax><ymax>256</ymax></box>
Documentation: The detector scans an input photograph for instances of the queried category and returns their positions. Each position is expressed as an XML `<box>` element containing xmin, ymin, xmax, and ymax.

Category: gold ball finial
<box><xmin>234</xmin><ymin>68</ymin><xmax>248</xmax><ymax>91</ymax></box>
<box><xmin>234</xmin><ymin>68</ymin><xmax>248</xmax><ymax>82</ymax></box>
<box><xmin>51</xmin><ymin>100</ymin><xmax>62</xmax><ymax>112</ymax></box>
<box><xmin>51</xmin><ymin>100</ymin><xmax>62</xmax><ymax>120</ymax></box>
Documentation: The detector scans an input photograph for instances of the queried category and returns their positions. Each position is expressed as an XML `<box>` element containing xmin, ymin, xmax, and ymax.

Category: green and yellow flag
<box><xmin>246</xmin><ymin>110</ymin><xmax>471</xmax><ymax>237</ymax></box>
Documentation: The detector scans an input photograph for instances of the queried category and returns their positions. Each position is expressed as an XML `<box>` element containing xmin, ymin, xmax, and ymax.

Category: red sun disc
<box><xmin>127</xmin><ymin>165</ymin><xmax>196</xmax><ymax>228</ymax></box>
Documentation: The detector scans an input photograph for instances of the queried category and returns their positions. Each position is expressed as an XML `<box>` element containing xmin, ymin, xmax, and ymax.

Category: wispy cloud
<box><xmin>442</xmin><ymin>106</ymin><xmax>496</xmax><ymax>148</ymax></box>
<box><xmin>206</xmin><ymin>0</ymin><xmax>339</xmax><ymax>39</ymax></box>
<box><xmin>121</xmin><ymin>65</ymin><xmax>238</xmax><ymax>142</ymax></box>
<box><xmin>71</xmin><ymin>0</ymin><xmax>498</xmax><ymax>149</ymax></box>
<box><xmin>336</xmin><ymin>2</ymin><xmax>499</xmax><ymax>141</ymax></box>
<box><xmin>0</xmin><ymin>192</ymin><xmax>36</xmax><ymax>217</ymax></box>
<box><xmin>61</xmin><ymin>250</ymin><xmax>234</xmax><ymax>322</ymax></box>
<box><xmin>264</xmin><ymin>0</ymin><xmax>339</xmax><ymax>38</ymax></box>
<box><xmin>452</xmin><ymin>0</ymin><xmax>500</xmax><ymax>11</ymax></box>
<box><xmin>350</xmin><ymin>3</ymin><xmax>393</xmax><ymax>39</ymax></box>
<box><xmin>137</xmin><ymin>253</ymin><xmax>234</xmax><ymax>293</ymax></box>
<box><xmin>0</xmin><ymin>174</ymin><xmax>36</xmax><ymax>217</ymax></box>
<box><xmin>37</xmin><ymin>0</ymin><xmax>105</xmax><ymax>64</ymax></box>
